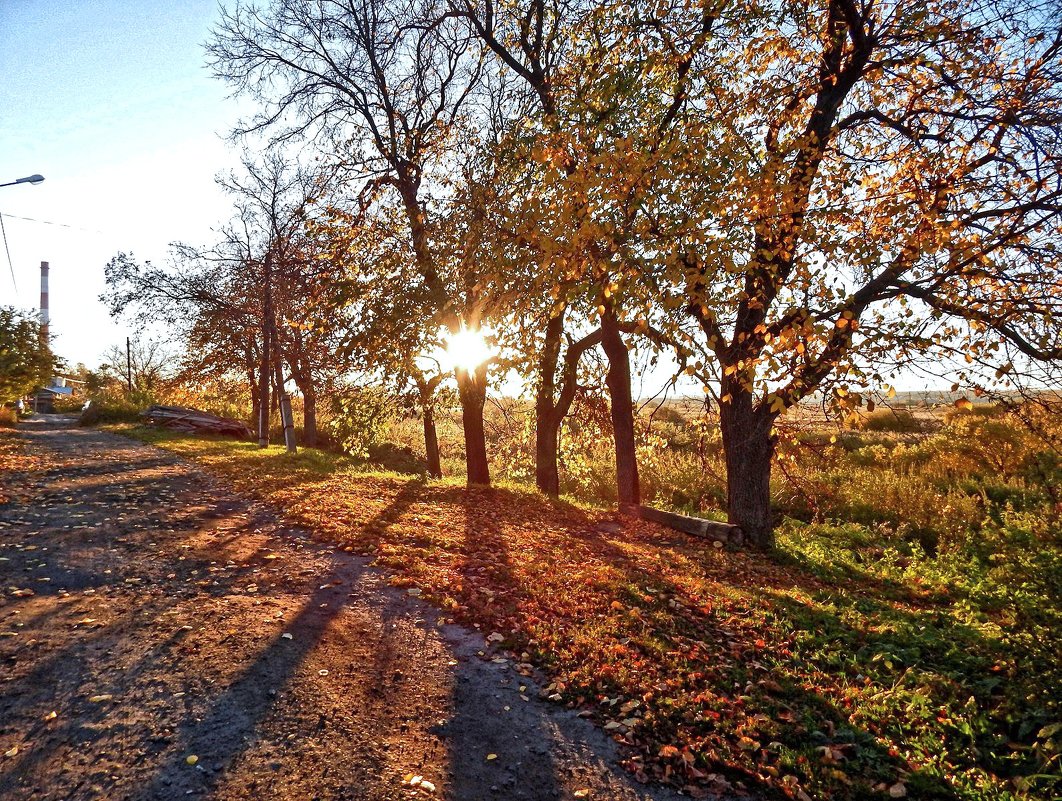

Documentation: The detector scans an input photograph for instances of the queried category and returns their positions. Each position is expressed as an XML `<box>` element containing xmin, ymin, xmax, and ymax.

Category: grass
<box><xmin>82</xmin><ymin>422</ymin><xmax>1062</xmax><ymax>801</ymax></box>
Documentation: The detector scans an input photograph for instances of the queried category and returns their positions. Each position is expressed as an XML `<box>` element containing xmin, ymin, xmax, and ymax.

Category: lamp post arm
<box><xmin>0</xmin><ymin>174</ymin><xmax>45</xmax><ymax>189</ymax></box>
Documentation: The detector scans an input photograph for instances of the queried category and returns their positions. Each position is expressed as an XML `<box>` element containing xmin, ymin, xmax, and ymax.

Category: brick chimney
<box><xmin>39</xmin><ymin>261</ymin><xmax>49</xmax><ymax>340</ymax></box>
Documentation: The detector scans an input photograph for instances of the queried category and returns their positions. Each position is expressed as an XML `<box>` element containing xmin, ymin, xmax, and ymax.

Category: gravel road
<box><xmin>0</xmin><ymin>416</ymin><xmax>691</xmax><ymax>801</ymax></box>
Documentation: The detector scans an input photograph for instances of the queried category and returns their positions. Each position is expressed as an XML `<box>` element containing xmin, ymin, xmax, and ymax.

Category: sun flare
<box><xmin>441</xmin><ymin>326</ymin><xmax>497</xmax><ymax>374</ymax></box>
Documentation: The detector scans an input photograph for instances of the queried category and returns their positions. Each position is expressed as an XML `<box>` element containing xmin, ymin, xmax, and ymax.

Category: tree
<box><xmin>101</xmin><ymin>339</ymin><xmax>171</xmax><ymax>395</ymax></box>
<box><xmin>0</xmin><ymin>306</ymin><xmax>56</xmax><ymax>403</ymax></box>
<box><xmin>209</xmin><ymin>0</ymin><xmax>498</xmax><ymax>484</ymax></box>
<box><xmin>453</xmin><ymin>0</ymin><xmax>653</xmax><ymax>503</ymax></box>
<box><xmin>612</xmin><ymin>0</ymin><xmax>1062</xmax><ymax>546</ymax></box>
<box><xmin>318</xmin><ymin>202</ymin><xmax>450</xmax><ymax>477</ymax></box>
<box><xmin>103</xmin><ymin>250</ymin><xmax>266</xmax><ymax>421</ymax></box>
<box><xmin>104</xmin><ymin>153</ymin><xmax>346</xmax><ymax>449</ymax></box>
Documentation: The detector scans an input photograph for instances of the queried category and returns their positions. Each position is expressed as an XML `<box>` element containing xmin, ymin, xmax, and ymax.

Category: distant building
<box><xmin>33</xmin><ymin>375</ymin><xmax>85</xmax><ymax>413</ymax></box>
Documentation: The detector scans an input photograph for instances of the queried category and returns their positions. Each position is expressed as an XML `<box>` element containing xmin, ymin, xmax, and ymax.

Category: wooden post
<box><xmin>126</xmin><ymin>336</ymin><xmax>133</xmax><ymax>393</ymax></box>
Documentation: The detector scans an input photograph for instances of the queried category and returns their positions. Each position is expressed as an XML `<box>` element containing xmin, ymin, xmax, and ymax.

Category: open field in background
<box><xmin>62</xmin><ymin>393</ymin><xmax>1062</xmax><ymax>801</ymax></box>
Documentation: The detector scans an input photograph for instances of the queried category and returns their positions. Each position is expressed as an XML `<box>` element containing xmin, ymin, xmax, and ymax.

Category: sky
<box><xmin>0</xmin><ymin>1</ymin><xmax>243</xmax><ymax>369</ymax></box>
<box><xmin>0</xmin><ymin>2</ymin><xmax>960</xmax><ymax>396</ymax></box>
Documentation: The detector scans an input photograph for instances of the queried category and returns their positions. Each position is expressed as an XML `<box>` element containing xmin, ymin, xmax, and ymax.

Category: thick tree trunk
<box><xmin>534</xmin><ymin>312</ymin><xmax>565</xmax><ymax>496</ymax></box>
<box><xmin>535</xmin><ymin>411</ymin><xmax>561</xmax><ymax>497</ymax></box>
<box><xmin>719</xmin><ymin>383</ymin><xmax>776</xmax><ymax>549</ymax></box>
<box><xmin>600</xmin><ymin>310</ymin><xmax>640</xmax><ymax>505</ymax></box>
<box><xmin>457</xmin><ymin>364</ymin><xmax>490</xmax><ymax>486</ymax></box>
<box><xmin>289</xmin><ymin>364</ymin><xmax>317</xmax><ymax>447</ymax></box>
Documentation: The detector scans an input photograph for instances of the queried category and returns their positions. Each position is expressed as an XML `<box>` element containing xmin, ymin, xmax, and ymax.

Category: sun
<box><xmin>442</xmin><ymin>325</ymin><xmax>497</xmax><ymax>374</ymax></box>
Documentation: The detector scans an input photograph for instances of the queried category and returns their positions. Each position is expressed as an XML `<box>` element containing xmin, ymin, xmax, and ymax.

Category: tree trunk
<box><xmin>289</xmin><ymin>364</ymin><xmax>318</xmax><ymax>447</ymax></box>
<box><xmin>719</xmin><ymin>382</ymin><xmax>776</xmax><ymax>549</ymax></box>
<box><xmin>423</xmin><ymin>403</ymin><xmax>442</xmax><ymax>479</ymax></box>
<box><xmin>416</xmin><ymin>376</ymin><xmax>443</xmax><ymax>479</ymax></box>
<box><xmin>302</xmin><ymin>385</ymin><xmax>317</xmax><ymax>447</ymax></box>
<box><xmin>272</xmin><ymin>352</ymin><xmax>297</xmax><ymax>453</ymax></box>
<box><xmin>535</xmin><ymin>410</ymin><xmax>561</xmax><ymax>497</ymax></box>
<box><xmin>534</xmin><ymin>311</ymin><xmax>565</xmax><ymax>496</ymax></box>
<box><xmin>257</xmin><ymin>323</ymin><xmax>271</xmax><ymax>448</ymax></box>
<box><xmin>600</xmin><ymin>309</ymin><xmax>639</xmax><ymax>506</ymax></box>
<box><xmin>249</xmin><ymin>370</ymin><xmax>261</xmax><ymax>435</ymax></box>
<box><xmin>457</xmin><ymin>364</ymin><xmax>490</xmax><ymax>485</ymax></box>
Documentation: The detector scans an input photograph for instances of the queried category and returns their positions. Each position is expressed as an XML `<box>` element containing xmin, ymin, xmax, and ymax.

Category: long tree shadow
<box><xmin>353</xmin><ymin>488</ymin><xmax>981</xmax><ymax>800</ymax></box>
<box><xmin>126</xmin><ymin>479</ymin><xmax>430</xmax><ymax>799</ymax></box>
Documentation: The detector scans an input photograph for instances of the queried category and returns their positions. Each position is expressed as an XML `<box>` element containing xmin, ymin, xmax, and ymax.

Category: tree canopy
<box><xmin>0</xmin><ymin>306</ymin><xmax>57</xmax><ymax>404</ymax></box>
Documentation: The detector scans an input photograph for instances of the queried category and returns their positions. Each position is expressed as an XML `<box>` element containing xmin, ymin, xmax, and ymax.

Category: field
<box><xmin>91</xmin><ymin>396</ymin><xmax>1062</xmax><ymax>801</ymax></box>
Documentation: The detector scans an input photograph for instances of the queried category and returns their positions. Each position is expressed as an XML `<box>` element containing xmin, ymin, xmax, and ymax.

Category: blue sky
<box><xmin>0</xmin><ymin>1</ymin><xmax>242</xmax><ymax>368</ymax></box>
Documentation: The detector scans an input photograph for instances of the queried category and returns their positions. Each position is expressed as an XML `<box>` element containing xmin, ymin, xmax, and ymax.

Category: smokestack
<box><xmin>39</xmin><ymin>261</ymin><xmax>49</xmax><ymax>339</ymax></box>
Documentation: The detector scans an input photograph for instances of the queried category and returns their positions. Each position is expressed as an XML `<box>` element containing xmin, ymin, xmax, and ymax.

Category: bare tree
<box><xmin>208</xmin><ymin>0</ymin><xmax>497</xmax><ymax>483</ymax></box>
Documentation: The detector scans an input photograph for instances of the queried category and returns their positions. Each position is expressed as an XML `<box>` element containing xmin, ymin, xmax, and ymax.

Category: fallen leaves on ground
<box><xmin>98</xmin><ymin>427</ymin><xmax>1060</xmax><ymax>801</ymax></box>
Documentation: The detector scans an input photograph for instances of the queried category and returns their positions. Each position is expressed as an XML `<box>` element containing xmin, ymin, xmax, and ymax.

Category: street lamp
<box><xmin>0</xmin><ymin>174</ymin><xmax>45</xmax><ymax>188</ymax></box>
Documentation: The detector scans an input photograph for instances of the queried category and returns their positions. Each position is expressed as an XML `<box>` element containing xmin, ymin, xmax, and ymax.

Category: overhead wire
<box><xmin>0</xmin><ymin>211</ymin><xmax>104</xmax><ymax>235</ymax></box>
<box><xmin>0</xmin><ymin>211</ymin><xmax>108</xmax><ymax>298</ymax></box>
<box><xmin>0</xmin><ymin>212</ymin><xmax>17</xmax><ymax>296</ymax></box>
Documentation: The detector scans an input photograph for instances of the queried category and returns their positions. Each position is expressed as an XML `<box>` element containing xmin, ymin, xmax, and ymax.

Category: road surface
<box><xmin>0</xmin><ymin>416</ymin><xmax>689</xmax><ymax>801</ymax></box>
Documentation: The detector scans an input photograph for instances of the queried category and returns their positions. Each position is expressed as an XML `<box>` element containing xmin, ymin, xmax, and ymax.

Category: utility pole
<box><xmin>126</xmin><ymin>336</ymin><xmax>133</xmax><ymax>393</ymax></box>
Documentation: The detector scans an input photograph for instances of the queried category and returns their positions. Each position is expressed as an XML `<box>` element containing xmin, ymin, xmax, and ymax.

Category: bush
<box><xmin>849</xmin><ymin>407</ymin><xmax>923</xmax><ymax>433</ymax></box>
<box><xmin>79</xmin><ymin>397</ymin><xmax>146</xmax><ymax>426</ymax></box>
<box><xmin>324</xmin><ymin>386</ymin><xmax>393</xmax><ymax>458</ymax></box>
<box><xmin>52</xmin><ymin>395</ymin><xmax>86</xmax><ymax>413</ymax></box>
<box><xmin>0</xmin><ymin>405</ymin><xmax>16</xmax><ymax>428</ymax></box>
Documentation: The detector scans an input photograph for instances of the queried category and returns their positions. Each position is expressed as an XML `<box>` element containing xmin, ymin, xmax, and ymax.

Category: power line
<box><xmin>0</xmin><ymin>211</ymin><xmax>105</xmax><ymax>235</ymax></box>
<box><xmin>0</xmin><ymin>213</ymin><xmax>17</xmax><ymax>296</ymax></box>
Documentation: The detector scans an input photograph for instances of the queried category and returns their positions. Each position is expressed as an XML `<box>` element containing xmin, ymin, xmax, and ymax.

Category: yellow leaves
<box><xmin>954</xmin><ymin>398</ymin><xmax>974</xmax><ymax>411</ymax></box>
<box><xmin>836</xmin><ymin>310</ymin><xmax>858</xmax><ymax>331</ymax></box>
<box><xmin>766</xmin><ymin>393</ymin><xmax>788</xmax><ymax>415</ymax></box>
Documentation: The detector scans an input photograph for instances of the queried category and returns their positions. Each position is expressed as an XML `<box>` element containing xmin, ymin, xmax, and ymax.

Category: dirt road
<box><xmin>0</xmin><ymin>417</ymin><xmax>687</xmax><ymax>801</ymax></box>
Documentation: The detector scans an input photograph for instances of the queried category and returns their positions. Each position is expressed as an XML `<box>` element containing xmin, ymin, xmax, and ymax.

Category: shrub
<box><xmin>79</xmin><ymin>397</ymin><xmax>144</xmax><ymax>425</ymax></box>
<box><xmin>942</xmin><ymin>401</ymin><xmax>1004</xmax><ymax>423</ymax></box>
<box><xmin>52</xmin><ymin>395</ymin><xmax>86</xmax><ymax>413</ymax></box>
<box><xmin>849</xmin><ymin>407</ymin><xmax>923</xmax><ymax>433</ymax></box>
<box><xmin>324</xmin><ymin>386</ymin><xmax>393</xmax><ymax>458</ymax></box>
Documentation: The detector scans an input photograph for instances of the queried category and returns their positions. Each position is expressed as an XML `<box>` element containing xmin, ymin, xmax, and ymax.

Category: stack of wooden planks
<box><xmin>141</xmin><ymin>405</ymin><xmax>252</xmax><ymax>439</ymax></box>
